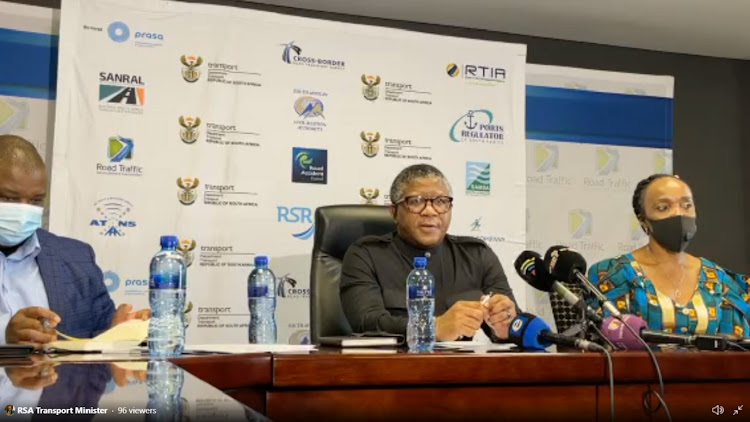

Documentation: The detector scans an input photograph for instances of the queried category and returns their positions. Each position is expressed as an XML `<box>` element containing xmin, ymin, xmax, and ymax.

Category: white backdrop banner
<box><xmin>524</xmin><ymin>64</ymin><xmax>674</xmax><ymax>326</ymax></box>
<box><xmin>50</xmin><ymin>0</ymin><xmax>527</xmax><ymax>344</ymax></box>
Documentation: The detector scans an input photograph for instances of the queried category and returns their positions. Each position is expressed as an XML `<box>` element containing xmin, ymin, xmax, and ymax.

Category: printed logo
<box><xmin>179</xmin><ymin>116</ymin><xmax>201</xmax><ymax>144</ymax></box>
<box><xmin>281</xmin><ymin>41</ymin><xmax>345</xmax><ymax>70</ymax></box>
<box><xmin>107</xmin><ymin>21</ymin><xmax>163</xmax><ymax>47</ymax></box>
<box><xmin>0</xmin><ymin>97</ymin><xmax>29</xmax><ymax>133</ymax></box>
<box><xmin>466</xmin><ymin>161</ymin><xmax>491</xmax><ymax>196</ymax></box>
<box><xmin>180</xmin><ymin>55</ymin><xmax>203</xmax><ymax>83</ymax></box>
<box><xmin>103</xmin><ymin>270</ymin><xmax>148</xmax><ymax>296</ymax></box>
<box><xmin>511</xmin><ymin>319</ymin><xmax>523</xmax><ymax>332</ymax></box>
<box><xmin>359</xmin><ymin>187</ymin><xmax>380</xmax><ymax>205</ymax></box>
<box><xmin>450</xmin><ymin>110</ymin><xmax>503</xmax><ymax>144</ymax></box>
<box><xmin>99</xmin><ymin>72</ymin><xmax>145</xmax><ymax>112</ymax></box>
<box><xmin>467</xmin><ymin>216</ymin><xmax>505</xmax><ymax>243</ymax></box>
<box><xmin>107</xmin><ymin>21</ymin><xmax>130</xmax><ymax>43</ymax></box>
<box><xmin>654</xmin><ymin>151</ymin><xmax>672</xmax><ymax>174</ymax></box>
<box><xmin>446</xmin><ymin>63</ymin><xmax>506</xmax><ymax>83</ymax></box>
<box><xmin>277</xmin><ymin>206</ymin><xmax>315</xmax><ymax>240</ymax></box>
<box><xmin>108</xmin><ymin>136</ymin><xmax>133</xmax><ymax>162</ymax></box>
<box><xmin>276</xmin><ymin>274</ymin><xmax>298</xmax><ymax>297</ymax></box>
<box><xmin>569</xmin><ymin>209</ymin><xmax>593</xmax><ymax>239</ymax></box>
<box><xmin>277</xmin><ymin>275</ymin><xmax>310</xmax><ymax>299</ymax></box>
<box><xmin>177</xmin><ymin>177</ymin><xmax>200</xmax><ymax>205</ymax></box>
<box><xmin>360</xmin><ymin>131</ymin><xmax>380</xmax><ymax>158</ymax></box>
<box><xmin>90</xmin><ymin>197</ymin><xmax>136</xmax><ymax>237</ymax></box>
<box><xmin>361</xmin><ymin>74</ymin><xmax>381</xmax><ymax>101</ymax></box>
<box><xmin>178</xmin><ymin>238</ymin><xmax>197</xmax><ymax>267</ymax></box>
<box><xmin>281</xmin><ymin>41</ymin><xmax>302</xmax><ymax>63</ymax></box>
<box><xmin>446</xmin><ymin>63</ymin><xmax>460</xmax><ymax>77</ymax></box>
<box><xmin>293</xmin><ymin>96</ymin><xmax>325</xmax><ymax>119</ymax></box>
<box><xmin>535</xmin><ymin>144</ymin><xmax>559</xmax><ymax>172</ymax></box>
<box><xmin>97</xmin><ymin>136</ymin><xmax>142</xmax><ymax>176</ymax></box>
<box><xmin>288</xmin><ymin>329</ymin><xmax>311</xmax><ymax>345</ymax></box>
<box><xmin>292</xmin><ymin>147</ymin><xmax>327</xmax><ymax>184</ymax></box>
<box><xmin>103</xmin><ymin>270</ymin><xmax>121</xmax><ymax>293</ymax></box>
<box><xmin>596</xmin><ymin>147</ymin><xmax>619</xmax><ymax>176</ymax></box>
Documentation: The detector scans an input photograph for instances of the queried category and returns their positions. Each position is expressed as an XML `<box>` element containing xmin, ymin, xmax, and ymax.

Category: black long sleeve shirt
<box><xmin>340</xmin><ymin>232</ymin><xmax>517</xmax><ymax>338</ymax></box>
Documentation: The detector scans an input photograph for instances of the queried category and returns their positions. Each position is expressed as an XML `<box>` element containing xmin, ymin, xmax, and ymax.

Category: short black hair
<box><xmin>389</xmin><ymin>164</ymin><xmax>452</xmax><ymax>203</ymax></box>
<box><xmin>632</xmin><ymin>173</ymin><xmax>682</xmax><ymax>220</ymax></box>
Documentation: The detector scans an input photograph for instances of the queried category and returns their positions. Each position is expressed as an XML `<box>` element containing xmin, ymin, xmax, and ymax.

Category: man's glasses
<box><xmin>397</xmin><ymin>195</ymin><xmax>453</xmax><ymax>214</ymax></box>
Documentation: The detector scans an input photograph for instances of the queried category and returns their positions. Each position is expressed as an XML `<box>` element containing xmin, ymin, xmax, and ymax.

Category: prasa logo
<box><xmin>135</xmin><ymin>31</ymin><xmax>164</xmax><ymax>41</ymax></box>
<box><xmin>107</xmin><ymin>21</ymin><xmax>164</xmax><ymax>46</ymax></box>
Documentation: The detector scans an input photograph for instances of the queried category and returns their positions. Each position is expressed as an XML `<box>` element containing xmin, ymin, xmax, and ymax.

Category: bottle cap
<box><xmin>160</xmin><ymin>235</ymin><xmax>179</xmax><ymax>248</ymax></box>
<box><xmin>254</xmin><ymin>255</ymin><xmax>269</xmax><ymax>267</ymax></box>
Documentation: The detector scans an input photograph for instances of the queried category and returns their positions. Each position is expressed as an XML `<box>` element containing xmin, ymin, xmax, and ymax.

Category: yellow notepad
<box><xmin>46</xmin><ymin>319</ymin><xmax>149</xmax><ymax>353</ymax></box>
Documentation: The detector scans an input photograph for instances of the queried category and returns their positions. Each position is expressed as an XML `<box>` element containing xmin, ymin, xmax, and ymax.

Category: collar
<box><xmin>393</xmin><ymin>233</ymin><xmax>445</xmax><ymax>262</ymax></box>
<box><xmin>2</xmin><ymin>232</ymin><xmax>41</xmax><ymax>262</ymax></box>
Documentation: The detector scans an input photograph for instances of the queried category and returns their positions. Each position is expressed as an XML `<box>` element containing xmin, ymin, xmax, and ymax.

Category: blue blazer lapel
<box><xmin>35</xmin><ymin>231</ymin><xmax>67</xmax><ymax>322</ymax></box>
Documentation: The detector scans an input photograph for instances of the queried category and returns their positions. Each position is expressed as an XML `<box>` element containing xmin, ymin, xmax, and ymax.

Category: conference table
<box><xmin>2</xmin><ymin>349</ymin><xmax>748</xmax><ymax>421</ymax></box>
<box><xmin>175</xmin><ymin>348</ymin><xmax>749</xmax><ymax>421</ymax></box>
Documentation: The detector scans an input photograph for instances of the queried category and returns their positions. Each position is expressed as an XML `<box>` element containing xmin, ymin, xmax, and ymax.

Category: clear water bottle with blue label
<box><xmin>407</xmin><ymin>256</ymin><xmax>435</xmax><ymax>352</ymax></box>
<box><xmin>248</xmin><ymin>255</ymin><xmax>277</xmax><ymax>344</ymax></box>
<box><xmin>146</xmin><ymin>360</ymin><xmax>184</xmax><ymax>422</ymax></box>
<box><xmin>148</xmin><ymin>235</ymin><xmax>187</xmax><ymax>357</ymax></box>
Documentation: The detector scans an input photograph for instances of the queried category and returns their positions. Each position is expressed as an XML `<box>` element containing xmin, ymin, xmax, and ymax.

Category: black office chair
<box><xmin>309</xmin><ymin>205</ymin><xmax>396</xmax><ymax>344</ymax></box>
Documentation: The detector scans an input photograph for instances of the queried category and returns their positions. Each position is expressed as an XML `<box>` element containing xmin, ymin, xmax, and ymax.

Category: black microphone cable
<box><xmin>617</xmin><ymin>320</ymin><xmax>672</xmax><ymax>422</ymax></box>
<box><xmin>728</xmin><ymin>341</ymin><xmax>749</xmax><ymax>351</ymax></box>
<box><xmin>576</xmin><ymin>260</ymin><xmax>673</xmax><ymax>422</ymax></box>
<box><xmin>597</xmin><ymin>344</ymin><xmax>615</xmax><ymax>422</ymax></box>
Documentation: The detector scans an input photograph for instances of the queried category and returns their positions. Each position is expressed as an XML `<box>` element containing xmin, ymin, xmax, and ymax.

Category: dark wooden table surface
<box><xmin>169</xmin><ymin>349</ymin><xmax>750</xmax><ymax>422</ymax></box>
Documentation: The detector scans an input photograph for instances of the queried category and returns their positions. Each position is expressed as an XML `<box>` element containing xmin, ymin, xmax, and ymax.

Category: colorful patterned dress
<box><xmin>587</xmin><ymin>254</ymin><xmax>750</xmax><ymax>336</ymax></box>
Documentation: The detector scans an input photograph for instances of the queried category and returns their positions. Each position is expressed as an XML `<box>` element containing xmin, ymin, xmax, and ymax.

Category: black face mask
<box><xmin>646</xmin><ymin>215</ymin><xmax>697</xmax><ymax>253</ymax></box>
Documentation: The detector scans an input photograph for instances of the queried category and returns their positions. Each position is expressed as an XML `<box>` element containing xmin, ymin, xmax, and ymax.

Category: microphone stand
<box><xmin>576</xmin><ymin>307</ymin><xmax>617</xmax><ymax>351</ymax></box>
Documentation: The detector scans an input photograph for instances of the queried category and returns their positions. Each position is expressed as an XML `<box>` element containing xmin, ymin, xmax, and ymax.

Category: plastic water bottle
<box><xmin>248</xmin><ymin>255</ymin><xmax>277</xmax><ymax>343</ymax></box>
<box><xmin>407</xmin><ymin>256</ymin><xmax>436</xmax><ymax>352</ymax></box>
<box><xmin>148</xmin><ymin>235</ymin><xmax>187</xmax><ymax>357</ymax></box>
<box><xmin>146</xmin><ymin>360</ymin><xmax>184</xmax><ymax>422</ymax></box>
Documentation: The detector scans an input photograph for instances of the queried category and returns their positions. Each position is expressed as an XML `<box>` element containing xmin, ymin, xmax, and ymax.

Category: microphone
<box><xmin>508</xmin><ymin>312</ymin><xmax>601</xmax><ymax>352</ymax></box>
<box><xmin>514</xmin><ymin>251</ymin><xmax>602</xmax><ymax>324</ymax></box>
<box><xmin>544</xmin><ymin>246</ymin><xmax>623</xmax><ymax>319</ymax></box>
<box><xmin>601</xmin><ymin>315</ymin><xmax>731</xmax><ymax>351</ymax></box>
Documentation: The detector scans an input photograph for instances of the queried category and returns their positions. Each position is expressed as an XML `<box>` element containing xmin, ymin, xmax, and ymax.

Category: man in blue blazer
<box><xmin>0</xmin><ymin>135</ymin><xmax>148</xmax><ymax>348</ymax></box>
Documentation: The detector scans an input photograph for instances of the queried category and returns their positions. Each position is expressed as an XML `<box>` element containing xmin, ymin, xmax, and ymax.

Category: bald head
<box><xmin>0</xmin><ymin>135</ymin><xmax>47</xmax><ymax>206</ymax></box>
<box><xmin>0</xmin><ymin>135</ymin><xmax>45</xmax><ymax>172</ymax></box>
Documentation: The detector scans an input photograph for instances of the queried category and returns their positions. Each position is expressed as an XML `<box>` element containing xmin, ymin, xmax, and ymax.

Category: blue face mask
<box><xmin>0</xmin><ymin>203</ymin><xmax>43</xmax><ymax>247</ymax></box>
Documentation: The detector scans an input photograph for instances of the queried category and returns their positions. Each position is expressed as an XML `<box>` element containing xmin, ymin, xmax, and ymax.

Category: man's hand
<box><xmin>483</xmin><ymin>294</ymin><xmax>517</xmax><ymax>339</ymax></box>
<box><xmin>435</xmin><ymin>301</ymin><xmax>486</xmax><ymax>341</ymax></box>
<box><xmin>6</xmin><ymin>354</ymin><xmax>56</xmax><ymax>389</ymax></box>
<box><xmin>5</xmin><ymin>307</ymin><xmax>60</xmax><ymax>348</ymax></box>
<box><xmin>110</xmin><ymin>364</ymin><xmax>147</xmax><ymax>387</ymax></box>
<box><xmin>6</xmin><ymin>363</ymin><xmax>58</xmax><ymax>389</ymax></box>
<box><xmin>110</xmin><ymin>304</ymin><xmax>151</xmax><ymax>328</ymax></box>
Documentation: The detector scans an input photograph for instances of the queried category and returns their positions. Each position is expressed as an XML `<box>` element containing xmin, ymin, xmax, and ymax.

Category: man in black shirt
<box><xmin>340</xmin><ymin>164</ymin><xmax>518</xmax><ymax>341</ymax></box>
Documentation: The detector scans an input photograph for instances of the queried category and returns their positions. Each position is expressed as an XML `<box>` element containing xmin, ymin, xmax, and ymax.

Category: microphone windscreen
<box><xmin>508</xmin><ymin>312</ymin><xmax>553</xmax><ymax>350</ymax></box>
<box><xmin>514</xmin><ymin>251</ymin><xmax>555</xmax><ymax>292</ymax></box>
<box><xmin>544</xmin><ymin>245</ymin><xmax>587</xmax><ymax>283</ymax></box>
<box><xmin>601</xmin><ymin>315</ymin><xmax>648</xmax><ymax>350</ymax></box>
